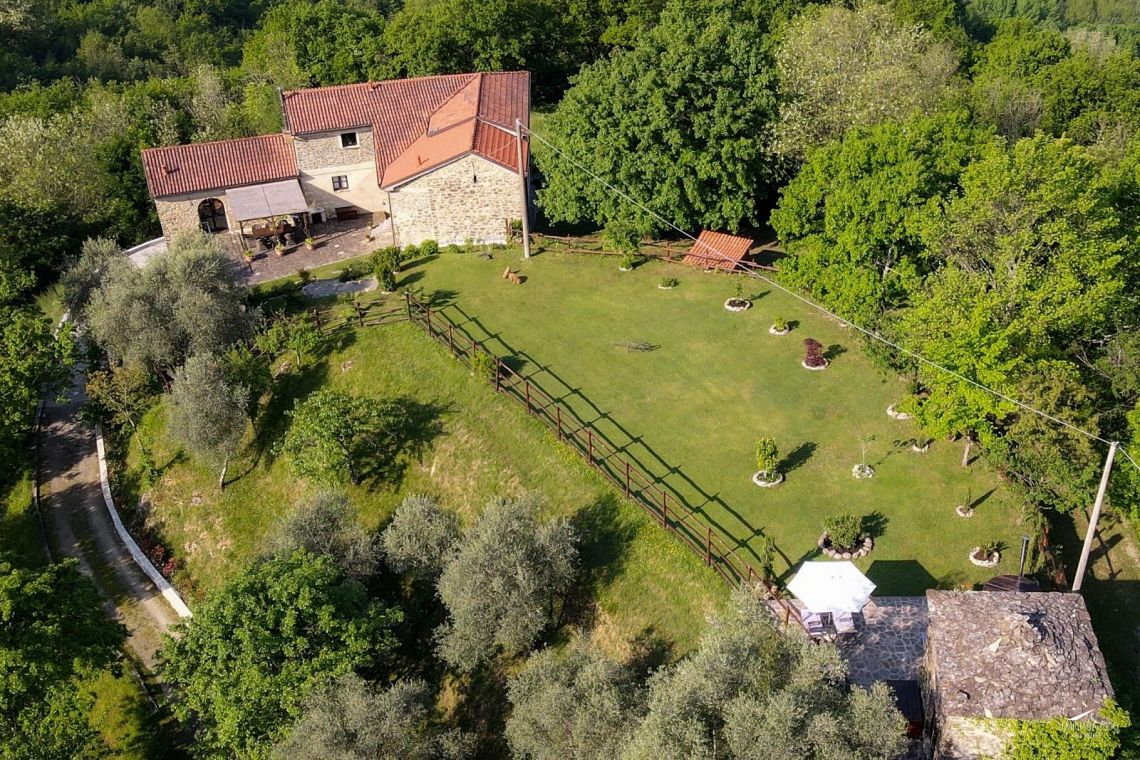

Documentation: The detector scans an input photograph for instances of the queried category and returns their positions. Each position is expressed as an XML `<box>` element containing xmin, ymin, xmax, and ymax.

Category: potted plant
<box><xmin>304</xmin><ymin>236</ymin><xmax>315</xmax><ymax>252</ymax></box>
<box><xmin>969</xmin><ymin>541</ymin><xmax>1002</xmax><ymax>567</ymax></box>
<box><xmin>724</xmin><ymin>280</ymin><xmax>751</xmax><ymax>312</ymax></box>
<box><xmin>852</xmin><ymin>433</ymin><xmax>875</xmax><ymax>478</ymax></box>
<box><xmin>241</xmin><ymin>249</ymin><xmax>255</xmax><ymax>272</ymax></box>
<box><xmin>618</xmin><ymin>252</ymin><xmax>637</xmax><ymax>272</ymax></box>
<box><xmin>659</xmin><ymin>276</ymin><xmax>679</xmax><ymax>290</ymax></box>
<box><xmin>818</xmin><ymin>513</ymin><xmax>873</xmax><ymax>559</ymax></box>
<box><xmin>274</xmin><ymin>241</ymin><xmax>286</xmax><ymax>257</ymax></box>
<box><xmin>752</xmin><ymin>437</ymin><xmax>784</xmax><ymax>487</ymax></box>
<box><xmin>769</xmin><ymin>317</ymin><xmax>790</xmax><ymax>335</ymax></box>
<box><xmin>801</xmin><ymin>338</ymin><xmax>828</xmax><ymax>370</ymax></box>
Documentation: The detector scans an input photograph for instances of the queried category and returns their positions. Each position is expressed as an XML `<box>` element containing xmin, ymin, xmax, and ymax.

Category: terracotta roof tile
<box><xmin>682</xmin><ymin>230</ymin><xmax>755</xmax><ymax>271</ymax></box>
<box><xmin>142</xmin><ymin>134</ymin><xmax>298</xmax><ymax>198</ymax></box>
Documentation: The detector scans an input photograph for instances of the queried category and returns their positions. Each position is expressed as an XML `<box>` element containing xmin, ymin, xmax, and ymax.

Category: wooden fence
<box><xmin>404</xmin><ymin>292</ymin><xmax>804</xmax><ymax>627</ymax></box>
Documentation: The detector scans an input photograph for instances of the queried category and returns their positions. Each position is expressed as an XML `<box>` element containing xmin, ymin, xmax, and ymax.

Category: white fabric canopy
<box><xmin>787</xmin><ymin>560</ymin><xmax>876</xmax><ymax>614</ymax></box>
<box><xmin>226</xmin><ymin>179</ymin><xmax>308</xmax><ymax>222</ymax></box>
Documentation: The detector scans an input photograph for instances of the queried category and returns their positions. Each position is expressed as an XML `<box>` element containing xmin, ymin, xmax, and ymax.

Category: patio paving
<box><xmin>771</xmin><ymin>595</ymin><xmax>929</xmax><ymax>686</ymax></box>
<box><xmin>215</xmin><ymin>218</ymin><xmax>385</xmax><ymax>285</ymax></box>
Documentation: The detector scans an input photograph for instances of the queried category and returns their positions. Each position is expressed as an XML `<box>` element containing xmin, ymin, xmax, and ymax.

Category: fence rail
<box><xmin>404</xmin><ymin>292</ymin><xmax>804</xmax><ymax>627</ymax></box>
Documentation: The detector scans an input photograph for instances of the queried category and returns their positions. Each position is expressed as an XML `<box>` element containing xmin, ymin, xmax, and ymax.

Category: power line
<box><xmin>523</xmin><ymin>124</ymin><xmax>1140</xmax><ymax>474</ymax></box>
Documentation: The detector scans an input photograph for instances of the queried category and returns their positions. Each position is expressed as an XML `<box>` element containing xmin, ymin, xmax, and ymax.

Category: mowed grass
<box><xmin>128</xmin><ymin>317</ymin><xmax>727</xmax><ymax>654</ymax></box>
<box><xmin>407</xmin><ymin>248</ymin><xmax>1028</xmax><ymax>594</ymax></box>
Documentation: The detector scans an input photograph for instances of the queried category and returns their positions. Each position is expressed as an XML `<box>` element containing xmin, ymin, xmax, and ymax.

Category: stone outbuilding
<box><xmin>141</xmin><ymin>71</ymin><xmax>530</xmax><ymax>249</ymax></box>
<box><xmin>922</xmin><ymin>590</ymin><xmax>1114</xmax><ymax>759</ymax></box>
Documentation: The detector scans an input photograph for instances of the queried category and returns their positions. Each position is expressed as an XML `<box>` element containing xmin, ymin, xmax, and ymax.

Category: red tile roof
<box><xmin>142</xmin><ymin>134</ymin><xmax>298</xmax><ymax>198</ymax></box>
<box><xmin>682</xmin><ymin>230</ymin><xmax>755</xmax><ymax>271</ymax></box>
<box><xmin>141</xmin><ymin>72</ymin><xmax>530</xmax><ymax>199</ymax></box>
<box><xmin>284</xmin><ymin>71</ymin><xmax>530</xmax><ymax>188</ymax></box>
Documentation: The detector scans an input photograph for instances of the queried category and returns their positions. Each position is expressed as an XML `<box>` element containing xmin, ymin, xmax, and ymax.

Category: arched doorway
<box><xmin>198</xmin><ymin>198</ymin><xmax>228</xmax><ymax>232</ymax></box>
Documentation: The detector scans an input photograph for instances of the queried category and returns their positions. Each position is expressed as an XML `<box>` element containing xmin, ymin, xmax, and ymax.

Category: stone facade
<box><xmin>387</xmin><ymin>154</ymin><xmax>521</xmax><ymax>246</ymax></box>
<box><xmin>935</xmin><ymin>717</ymin><xmax>1009</xmax><ymax>760</ymax></box>
<box><xmin>155</xmin><ymin>189</ymin><xmax>234</xmax><ymax>239</ymax></box>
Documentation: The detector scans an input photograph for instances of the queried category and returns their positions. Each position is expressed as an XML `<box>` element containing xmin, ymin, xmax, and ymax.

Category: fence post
<box><xmin>624</xmin><ymin>461</ymin><xmax>630</xmax><ymax>499</ymax></box>
<box><xmin>587</xmin><ymin>428</ymin><xmax>594</xmax><ymax>466</ymax></box>
<box><xmin>525</xmin><ymin>380</ymin><xmax>532</xmax><ymax>413</ymax></box>
<box><xmin>661</xmin><ymin>491</ymin><xmax>668</xmax><ymax>528</ymax></box>
<box><xmin>556</xmin><ymin>406</ymin><xmax>563</xmax><ymax>442</ymax></box>
<box><xmin>495</xmin><ymin>358</ymin><xmax>502</xmax><ymax>392</ymax></box>
<box><xmin>311</xmin><ymin>308</ymin><xmax>322</xmax><ymax>330</ymax></box>
<box><xmin>426</xmin><ymin>307</ymin><xmax>432</xmax><ymax>336</ymax></box>
<box><xmin>404</xmin><ymin>292</ymin><xmax>412</xmax><ymax>320</ymax></box>
<box><xmin>748</xmin><ymin>565</ymin><xmax>754</xmax><ymax>584</ymax></box>
<box><xmin>447</xmin><ymin>324</ymin><xmax>455</xmax><ymax>353</ymax></box>
<box><xmin>706</xmin><ymin>528</ymin><xmax>713</xmax><ymax>566</ymax></box>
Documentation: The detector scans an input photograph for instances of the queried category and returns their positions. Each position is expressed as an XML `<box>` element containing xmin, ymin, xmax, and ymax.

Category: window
<box><xmin>332</xmin><ymin>175</ymin><xmax>349</xmax><ymax>191</ymax></box>
<box><xmin>340</xmin><ymin>132</ymin><xmax>358</xmax><ymax>149</ymax></box>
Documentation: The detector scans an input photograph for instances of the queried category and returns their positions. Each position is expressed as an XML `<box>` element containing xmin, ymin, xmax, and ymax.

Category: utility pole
<box><xmin>515</xmin><ymin>118</ymin><xmax>531</xmax><ymax>259</ymax></box>
<box><xmin>1073</xmin><ymin>441</ymin><xmax>1117</xmax><ymax>592</ymax></box>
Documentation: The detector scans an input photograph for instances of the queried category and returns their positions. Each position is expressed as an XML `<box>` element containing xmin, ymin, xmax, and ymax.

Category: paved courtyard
<box><xmin>217</xmin><ymin>218</ymin><xmax>384</xmax><ymax>285</ymax></box>
<box><xmin>772</xmin><ymin>596</ymin><xmax>929</xmax><ymax>686</ymax></box>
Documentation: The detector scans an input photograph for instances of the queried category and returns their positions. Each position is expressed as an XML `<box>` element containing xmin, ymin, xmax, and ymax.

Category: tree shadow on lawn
<box><xmin>865</xmin><ymin>559</ymin><xmax>938</xmax><ymax>596</ymax></box>
<box><xmin>861</xmin><ymin>511</ymin><xmax>888</xmax><ymax>540</ymax></box>
<box><xmin>449</xmin><ymin>659</ymin><xmax>512</xmax><ymax>759</ymax></box>
<box><xmin>355</xmin><ymin>397</ymin><xmax>450</xmax><ymax>490</ymax></box>
<box><xmin>824</xmin><ymin>344</ymin><xmax>847</xmax><ymax>361</ymax></box>
<box><xmin>780</xmin><ymin>441</ymin><xmax>817</xmax><ymax>474</ymax></box>
<box><xmin>248</xmin><ymin>360</ymin><xmax>331</xmax><ymax>467</ymax></box>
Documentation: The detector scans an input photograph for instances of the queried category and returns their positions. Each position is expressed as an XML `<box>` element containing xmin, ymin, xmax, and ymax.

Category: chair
<box><xmin>801</xmin><ymin>610</ymin><xmax>824</xmax><ymax>638</ymax></box>
<box><xmin>834</xmin><ymin>611</ymin><xmax>856</xmax><ymax>635</ymax></box>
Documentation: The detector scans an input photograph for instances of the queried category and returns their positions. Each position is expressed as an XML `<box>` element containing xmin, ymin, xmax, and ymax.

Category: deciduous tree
<box><xmin>168</xmin><ymin>354</ymin><xmax>249</xmax><ymax>489</ymax></box>
<box><xmin>162</xmin><ymin>550</ymin><xmax>402</xmax><ymax>759</ymax></box>
<box><xmin>271</xmin><ymin>491</ymin><xmax>380</xmax><ymax>580</ymax></box>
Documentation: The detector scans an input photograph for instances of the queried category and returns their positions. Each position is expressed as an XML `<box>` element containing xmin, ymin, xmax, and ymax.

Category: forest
<box><xmin>3</xmin><ymin>0</ymin><xmax>1140</xmax><ymax>757</ymax></box>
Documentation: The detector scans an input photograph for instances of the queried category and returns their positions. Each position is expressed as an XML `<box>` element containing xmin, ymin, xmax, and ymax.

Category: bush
<box><xmin>420</xmin><ymin>239</ymin><xmax>439</xmax><ymax>257</ymax></box>
<box><xmin>297</xmin><ymin>268</ymin><xmax>311</xmax><ymax>284</ymax></box>
<box><xmin>445</xmin><ymin>244</ymin><xmax>461</xmax><ymax>254</ymax></box>
<box><xmin>660</xmin><ymin>277</ymin><xmax>679</xmax><ymax>289</ymax></box>
<box><xmin>772</xmin><ymin>317</ymin><xmax>788</xmax><ymax>331</ymax></box>
<box><xmin>823</xmin><ymin>513</ymin><xmax>862</xmax><ymax>550</ymax></box>
<box><xmin>403</xmin><ymin>243</ymin><xmax>419</xmax><ymax>261</ymax></box>
<box><xmin>618</xmin><ymin>252</ymin><xmax>637</xmax><ymax>270</ymax></box>
<box><xmin>803</xmin><ymin>338</ymin><xmax>826</xmax><ymax>367</ymax></box>
<box><xmin>338</xmin><ymin>259</ymin><xmax>374</xmax><ymax>282</ymax></box>
<box><xmin>755</xmin><ymin>437</ymin><xmax>780</xmax><ymax>476</ymax></box>
<box><xmin>469</xmin><ymin>351</ymin><xmax>496</xmax><ymax>383</ymax></box>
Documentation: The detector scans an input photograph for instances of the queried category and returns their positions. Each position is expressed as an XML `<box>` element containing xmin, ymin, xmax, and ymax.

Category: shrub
<box><xmin>618</xmin><ymin>252</ymin><xmax>637</xmax><ymax>270</ymax></box>
<box><xmin>1002</xmin><ymin>700</ymin><xmax>1129</xmax><ymax>760</ymax></box>
<box><xmin>660</xmin><ymin>277</ymin><xmax>679</xmax><ymax>289</ymax></box>
<box><xmin>755</xmin><ymin>437</ymin><xmax>780</xmax><ymax>476</ymax></box>
<box><xmin>403</xmin><ymin>243</ymin><xmax>419</xmax><ymax>261</ymax></box>
<box><xmin>297</xmin><ymin>268</ymin><xmax>312</xmax><ymax>284</ymax></box>
<box><xmin>772</xmin><ymin>317</ymin><xmax>788</xmax><ymax>331</ymax></box>
<box><xmin>338</xmin><ymin>259</ymin><xmax>374</xmax><ymax>282</ymax></box>
<box><xmin>445</xmin><ymin>243</ymin><xmax>461</xmax><ymax>254</ymax></box>
<box><xmin>803</xmin><ymin>338</ymin><xmax>826</xmax><ymax>367</ymax></box>
<box><xmin>469</xmin><ymin>351</ymin><xmax>496</xmax><ymax>383</ymax></box>
<box><xmin>420</xmin><ymin>239</ymin><xmax>439</xmax><ymax>257</ymax></box>
<box><xmin>733</xmin><ymin>279</ymin><xmax>744</xmax><ymax>300</ymax></box>
<box><xmin>823</xmin><ymin>513</ymin><xmax>862</xmax><ymax>550</ymax></box>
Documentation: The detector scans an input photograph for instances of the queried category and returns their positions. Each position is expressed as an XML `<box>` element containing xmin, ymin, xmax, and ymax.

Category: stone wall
<box><xmin>387</xmin><ymin>154</ymin><xmax>522</xmax><ymax>246</ymax></box>
<box><xmin>935</xmin><ymin>717</ymin><xmax>1010</xmax><ymax>759</ymax></box>
<box><xmin>155</xmin><ymin>189</ymin><xmax>232</xmax><ymax>239</ymax></box>
<box><xmin>293</xmin><ymin>129</ymin><xmax>375</xmax><ymax>172</ymax></box>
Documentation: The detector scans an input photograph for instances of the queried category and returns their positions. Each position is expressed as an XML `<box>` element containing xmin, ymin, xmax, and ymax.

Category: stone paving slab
<box><xmin>217</xmin><ymin>219</ymin><xmax>382</xmax><ymax>285</ymax></box>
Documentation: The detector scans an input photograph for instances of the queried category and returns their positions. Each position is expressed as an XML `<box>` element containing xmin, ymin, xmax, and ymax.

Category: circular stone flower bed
<box><xmin>768</xmin><ymin>325</ymin><xmax>790</xmax><ymax>336</ymax></box>
<box><xmin>724</xmin><ymin>298</ymin><xmax>751</xmax><ymax>312</ymax></box>
<box><xmin>818</xmin><ymin>533</ymin><xmax>874</xmax><ymax>560</ymax></box>
<box><xmin>801</xmin><ymin>359</ymin><xmax>829</xmax><ymax>371</ymax></box>
<box><xmin>851</xmin><ymin>463</ymin><xmax>875</xmax><ymax>479</ymax></box>
<box><xmin>658</xmin><ymin>283</ymin><xmax>676</xmax><ymax>290</ymax></box>
<box><xmin>911</xmin><ymin>441</ymin><xmax>930</xmax><ymax>453</ymax></box>
<box><xmin>955</xmin><ymin>505</ymin><xmax>975</xmax><ymax>518</ymax></box>
<box><xmin>752</xmin><ymin>470</ymin><xmax>784</xmax><ymax>488</ymax></box>
<box><xmin>969</xmin><ymin>547</ymin><xmax>1000</xmax><ymax>567</ymax></box>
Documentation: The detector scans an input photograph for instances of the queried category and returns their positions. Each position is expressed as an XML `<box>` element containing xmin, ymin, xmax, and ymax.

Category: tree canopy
<box><xmin>162</xmin><ymin>550</ymin><xmax>402</xmax><ymax>758</ymax></box>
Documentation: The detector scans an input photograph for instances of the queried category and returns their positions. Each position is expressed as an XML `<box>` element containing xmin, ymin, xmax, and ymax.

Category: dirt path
<box><xmin>38</xmin><ymin>366</ymin><xmax>180</xmax><ymax>673</ymax></box>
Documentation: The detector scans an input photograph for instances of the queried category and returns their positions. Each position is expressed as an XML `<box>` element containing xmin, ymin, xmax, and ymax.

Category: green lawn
<box><xmin>128</xmin><ymin>316</ymin><xmax>727</xmax><ymax>655</ymax></box>
<box><xmin>406</xmin><ymin>248</ymin><xmax>1029</xmax><ymax>594</ymax></box>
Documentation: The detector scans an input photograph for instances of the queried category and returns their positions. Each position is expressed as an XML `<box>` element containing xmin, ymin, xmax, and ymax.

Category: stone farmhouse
<box><xmin>141</xmin><ymin>71</ymin><xmax>530</xmax><ymax>249</ymax></box>
<box><xmin>922</xmin><ymin>590</ymin><xmax>1115</xmax><ymax>759</ymax></box>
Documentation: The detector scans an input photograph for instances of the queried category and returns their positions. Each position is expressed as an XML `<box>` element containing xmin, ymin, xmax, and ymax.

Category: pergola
<box><xmin>681</xmin><ymin>230</ymin><xmax>754</xmax><ymax>271</ymax></box>
<box><xmin>226</xmin><ymin>179</ymin><xmax>315</xmax><ymax>248</ymax></box>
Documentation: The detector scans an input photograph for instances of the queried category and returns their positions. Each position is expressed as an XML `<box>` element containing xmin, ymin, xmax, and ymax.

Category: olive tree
<box><xmin>271</xmin><ymin>491</ymin><xmax>380</xmax><ymax>580</ymax></box>
<box><xmin>167</xmin><ymin>354</ymin><xmax>249</xmax><ymax>489</ymax></box>
<box><xmin>273</xmin><ymin>675</ymin><xmax>471</xmax><ymax>760</ymax></box>
<box><xmin>86</xmin><ymin>232</ymin><xmax>250</xmax><ymax>379</ymax></box>
<box><xmin>506</xmin><ymin>642</ymin><xmax>645</xmax><ymax>760</ymax></box>
<box><xmin>623</xmin><ymin>586</ymin><xmax>906</xmax><ymax>759</ymax></box>
<box><xmin>381</xmin><ymin>494</ymin><xmax>461</xmax><ymax>579</ymax></box>
<box><xmin>435</xmin><ymin>496</ymin><xmax>577</xmax><ymax>671</ymax></box>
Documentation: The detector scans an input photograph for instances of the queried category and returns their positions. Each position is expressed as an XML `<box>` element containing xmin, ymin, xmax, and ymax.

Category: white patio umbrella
<box><xmin>786</xmin><ymin>560</ymin><xmax>876</xmax><ymax>614</ymax></box>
